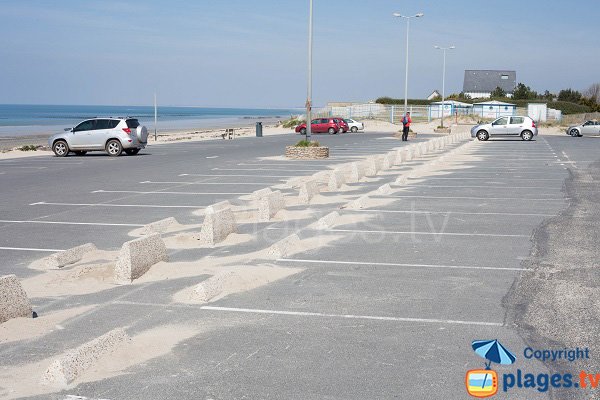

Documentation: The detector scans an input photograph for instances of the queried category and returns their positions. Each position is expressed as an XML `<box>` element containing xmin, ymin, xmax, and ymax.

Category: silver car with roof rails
<box><xmin>48</xmin><ymin>117</ymin><xmax>148</xmax><ymax>157</ymax></box>
<box><xmin>566</xmin><ymin>120</ymin><xmax>600</xmax><ymax>137</ymax></box>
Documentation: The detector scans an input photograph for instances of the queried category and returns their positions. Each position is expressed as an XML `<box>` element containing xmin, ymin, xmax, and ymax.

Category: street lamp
<box><xmin>433</xmin><ymin>45</ymin><xmax>455</xmax><ymax>128</ymax></box>
<box><xmin>392</xmin><ymin>12</ymin><xmax>424</xmax><ymax>116</ymax></box>
<box><xmin>306</xmin><ymin>0</ymin><xmax>314</xmax><ymax>141</ymax></box>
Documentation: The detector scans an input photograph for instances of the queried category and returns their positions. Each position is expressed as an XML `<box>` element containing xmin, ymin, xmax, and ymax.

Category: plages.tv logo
<box><xmin>466</xmin><ymin>340</ymin><xmax>516</xmax><ymax>398</ymax></box>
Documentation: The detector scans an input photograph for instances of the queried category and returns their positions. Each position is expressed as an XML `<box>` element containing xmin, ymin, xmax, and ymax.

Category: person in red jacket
<box><xmin>401</xmin><ymin>112</ymin><xmax>411</xmax><ymax>141</ymax></box>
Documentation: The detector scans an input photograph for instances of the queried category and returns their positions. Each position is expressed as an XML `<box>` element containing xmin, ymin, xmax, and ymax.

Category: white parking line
<box><xmin>140</xmin><ymin>181</ymin><xmax>278</xmax><ymax>185</ymax></box>
<box><xmin>30</xmin><ymin>202</ymin><xmax>203</xmax><ymax>209</ymax></box>
<box><xmin>200</xmin><ymin>306</ymin><xmax>503</xmax><ymax>327</ymax></box>
<box><xmin>0</xmin><ymin>246</ymin><xmax>63</xmax><ymax>252</ymax></box>
<box><xmin>180</xmin><ymin>173</ymin><xmax>297</xmax><ymax>178</ymax></box>
<box><xmin>91</xmin><ymin>190</ymin><xmax>250</xmax><ymax>195</ymax></box>
<box><xmin>0</xmin><ymin>219</ymin><xmax>143</xmax><ymax>227</ymax></box>
<box><xmin>213</xmin><ymin>167</ymin><xmax>323</xmax><ymax>172</ymax></box>
<box><xmin>382</xmin><ymin>195</ymin><xmax>565</xmax><ymax>201</ymax></box>
<box><xmin>277</xmin><ymin>258</ymin><xmax>530</xmax><ymax>271</ymax></box>
<box><xmin>399</xmin><ymin>184</ymin><xmax>559</xmax><ymax>189</ymax></box>
<box><xmin>325</xmin><ymin>229</ymin><xmax>530</xmax><ymax>238</ymax></box>
<box><xmin>344</xmin><ymin>209</ymin><xmax>555</xmax><ymax>217</ymax></box>
<box><xmin>417</xmin><ymin>177</ymin><xmax>564</xmax><ymax>181</ymax></box>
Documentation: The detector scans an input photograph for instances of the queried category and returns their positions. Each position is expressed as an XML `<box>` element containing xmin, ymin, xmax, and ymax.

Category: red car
<box><xmin>332</xmin><ymin>118</ymin><xmax>349</xmax><ymax>133</ymax></box>
<box><xmin>295</xmin><ymin>118</ymin><xmax>342</xmax><ymax>135</ymax></box>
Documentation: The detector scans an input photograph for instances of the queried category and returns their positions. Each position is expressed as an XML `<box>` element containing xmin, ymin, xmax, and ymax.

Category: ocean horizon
<box><xmin>0</xmin><ymin>104</ymin><xmax>303</xmax><ymax>137</ymax></box>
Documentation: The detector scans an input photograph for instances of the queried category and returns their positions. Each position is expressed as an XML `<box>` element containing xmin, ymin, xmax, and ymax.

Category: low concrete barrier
<box><xmin>192</xmin><ymin>271</ymin><xmax>235</xmax><ymax>302</ymax></box>
<box><xmin>193</xmin><ymin>201</ymin><xmax>237</xmax><ymax>245</ymax></box>
<box><xmin>347</xmin><ymin>195</ymin><xmax>369</xmax><ymax>209</ymax></box>
<box><xmin>348</xmin><ymin>162</ymin><xmax>365</xmax><ymax>183</ymax></box>
<box><xmin>364</xmin><ymin>157</ymin><xmax>378</xmax><ymax>176</ymax></box>
<box><xmin>404</xmin><ymin>148</ymin><xmax>413</xmax><ymax>161</ymax></box>
<box><xmin>328</xmin><ymin>169</ymin><xmax>346</xmax><ymax>191</ymax></box>
<box><xmin>315</xmin><ymin>211</ymin><xmax>340</xmax><ymax>230</ymax></box>
<box><xmin>298</xmin><ymin>179</ymin><xmax>320</xmax><ymax>204</ymax></box>
<box><xmin>41</xmin><ymin>328</ymin><xmax>129</xmax><ymax>387</ymax></box>
<box><xmin>377</xmin><ymin>183</ymin><xmax>393</xmax><ymax>195</ymax></box>
<box><xmin>42</xmin><ymin>243</ymin><xmax>97</xmax><ymax>269</ymax></box>
<box><xmin>251</xmin><ymin>188</ymin><xmax>272</xmax><ymax>199</ymax></box>
<box><xmin>266</xmin><ymin>234</ymin><xmax>301</xmax><ymax>259</ymax></box>
<box><xmin>381</xmin><ymin>153</ymin><xmax>394</xmax><ymax>170</ymax></box>
<box><xmin>258</xmin><ymin>190</ymin><xmax>285</xmax><ymax>221</ymax></box>
<box><xmin>0</xmin><ymin>274</ymin><xmax>32</xmax><ymax>323</ymax></box>
<box><xmin>143</xmin><ymin>217</ymin><xmax>179</xmax><ymax>235</ymax></box>
<box><xmin>395</xmin><ymin>175</ymin><xmax>408</xmax><ymax>185</ymax></box>
<box><xmin>114</xmin><ymin>233</ymin><xmax>168</xmax><ymax>284</ymax></box>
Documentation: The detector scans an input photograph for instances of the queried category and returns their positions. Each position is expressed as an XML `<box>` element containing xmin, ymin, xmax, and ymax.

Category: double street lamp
<box><xmin>392</xmin><ymin>12</ymin><xmax>424</xmax><ymax>115</ymax></box>
<box><xmin>434</xmin><ymin>45</ymin><xmax>455</xmax><ymax>128</ymax></box>
<box><xmin>306</xmin><ymin>0</ymin><xmax>314</xmax><ymax>141</ymax></box>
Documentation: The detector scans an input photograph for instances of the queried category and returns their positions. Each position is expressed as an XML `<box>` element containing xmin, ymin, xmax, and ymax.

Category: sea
<box><xmin>0</xmin><ymin>104</ymin><xmax>302</xmax><ymax>138</ymax></box>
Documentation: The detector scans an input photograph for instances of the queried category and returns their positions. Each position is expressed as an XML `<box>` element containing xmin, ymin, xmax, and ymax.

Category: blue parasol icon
<box><xmin>472</xmin><ymin>339</ymin><xmax>516</xmax><ymax>369</ymax></box>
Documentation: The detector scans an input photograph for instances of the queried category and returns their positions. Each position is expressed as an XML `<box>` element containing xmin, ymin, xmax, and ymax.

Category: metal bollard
<box><xmin>256</xmin><ymin>122</ymin><xmax>263</xmax><ymax>137</ymax></box>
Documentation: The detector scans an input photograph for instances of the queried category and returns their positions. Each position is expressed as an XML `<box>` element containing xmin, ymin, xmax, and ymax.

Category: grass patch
<box><xmin>294</xmin><ymin>139</ymin><xmax>321</xmax><ymax>147</ymax></box>
<box><xmin>281</xmin><ymin>117</ymin><xmax>305</xmax><ymax>129</ymax></box>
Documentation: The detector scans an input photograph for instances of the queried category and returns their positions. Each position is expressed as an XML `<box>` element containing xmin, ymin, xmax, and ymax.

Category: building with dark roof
<box><xmin>463</xmin><ymin>70</ymin><xmax>516</xmax><ymax>99</ymax></box>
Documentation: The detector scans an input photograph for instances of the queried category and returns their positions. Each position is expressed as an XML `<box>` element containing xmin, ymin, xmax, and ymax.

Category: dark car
<box><xmin>332</xmin><ymin>118</ymin><xmax>349</xmax><ymax>133</ymax></box>
<box><xmin>295</xmin><ymin>118</ymin><xmax>341</xmax><ymax>135</ymax></box>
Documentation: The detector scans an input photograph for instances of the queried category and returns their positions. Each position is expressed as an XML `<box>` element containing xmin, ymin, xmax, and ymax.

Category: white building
<box><xmin>428</xmin><ymin>100</ymin><xmax>472</xmax><ymax>118</ymax></box>
<box><xmin>463</xmin><ymin>70</ymin><xmax>516</xmax><ymax>99</ymax></box>
<box><xmin>472</xmin><ymin>100</ymin><xmax>516</xmax><ymax>118</ymax></box>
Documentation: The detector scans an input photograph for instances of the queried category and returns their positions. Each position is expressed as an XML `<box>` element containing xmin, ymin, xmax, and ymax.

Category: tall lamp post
<box><xmin>392</xmin><ymin>12</ymin><xmax>424</xmax><ymax>116</ymax></box>
<box><xmin>434</xmin><ymin>45</ymin><xmax>455</xmax><ymax>128</ymax></box>
<box><xmin>306</xmin><ymin>0</ymin><xmax>314</xmax><ymax>141</ymax></box>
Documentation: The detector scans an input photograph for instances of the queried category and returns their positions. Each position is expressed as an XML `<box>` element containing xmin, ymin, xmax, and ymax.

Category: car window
<box><xmin>510</xmin><ymin>117</ymin><xmax>524</xmax><ymax>124</ymax></box>
<box><xmin>321</xmin><ymin>119</ymin><xmax>329</xmax><ymax>124</ymax></box>
<box><xmin>73</xmin><ymin>120</ymin><xmax>95</xmax><ymax>132</ymax></box>
<box><xmin>108</xmin><ymin>120</ymin><xmax>120</xmax><ymax>129</ymax></box>
<box><xmin>95</xmin><ymin>119</ymin><xmax>111</xmax><ymax>129</ymax></box>
<box><xmin>493</xmin><ymin>117</ymin><xmax>508</xmax><ymax>126</ymax></box>
<box><xmin>126</xmin><ymin>119</ymin><xmax>140</xmax><ymax>129</ymax></box>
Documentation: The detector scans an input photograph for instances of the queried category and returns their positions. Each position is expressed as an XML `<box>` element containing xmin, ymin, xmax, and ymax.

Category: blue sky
<box><xmin>0</xmin><ymin>0</ymin><xmax>598</xmax><ymax>107</ymax></box>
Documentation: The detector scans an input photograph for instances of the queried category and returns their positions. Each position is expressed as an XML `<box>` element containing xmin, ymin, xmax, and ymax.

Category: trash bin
<box><xmin>256</xmin><ymin>122</ymin><xmax>263</xmax><ymax>137</ymax></box>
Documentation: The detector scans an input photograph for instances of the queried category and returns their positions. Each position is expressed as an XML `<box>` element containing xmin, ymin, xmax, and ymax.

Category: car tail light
<box><xmin>123</xmin><ymin>128</ymin><xmax>132</xmax><ymax>134</ymax></box>
<box><xmin>532</xmin><ymin>121</ymin><xmax>536</xmax><ymax>128</ymax></box>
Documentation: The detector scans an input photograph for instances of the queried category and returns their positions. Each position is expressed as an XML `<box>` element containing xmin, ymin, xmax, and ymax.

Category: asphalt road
<box><xmin>1</xmin><ymin>131</ymin><xmax>598</xmax><ymax>400</ymax></box>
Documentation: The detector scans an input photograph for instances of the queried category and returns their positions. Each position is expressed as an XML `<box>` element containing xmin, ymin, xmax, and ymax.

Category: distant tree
<box><xmin>541</xmin><ymin>90</ymin><xmax>554</xmax><ymax>101</ymax></box>
<box><xmin>557</xmin><ymin>88</ymin><xmax>582</xmax><ymax>103</ymax></box>
<box><xmin>457</xmin><ymin>91</ymin><xmax>471</xmax><ymax>100</ymax></box>
<box><xmin>490</xmin><ymin>86</ymin><xmax>507</xmax><ymax>98</ymax></box>
<box><xmin>583</xmin><ymin>83</ymin><xmax>600</xmax><ymax>103</ymax></box>
<box><xmin>512</xmin><ymin>83</ymin><xmax>537</xmax><ymax>100</ymax></box>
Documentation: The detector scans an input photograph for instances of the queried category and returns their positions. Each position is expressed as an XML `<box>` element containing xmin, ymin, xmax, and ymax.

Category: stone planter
<box><xmin>434</xmin><ymin>127</ymin><xmax>451</xmax><ymax>134</ymax></box>
<box><xmin>285</xmin><ymin>146</ymin><xmax>329</xmax><ymax>159</ymax></box>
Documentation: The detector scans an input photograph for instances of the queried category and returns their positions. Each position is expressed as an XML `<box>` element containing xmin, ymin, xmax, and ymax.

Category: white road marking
<box><xmin>30</xmin><ymin>202</ymin><xmax>203</xmax><ymax>209</ymax></box>
<box><xmin>277</xmin><ymin>258</ymin><xmax>530</xmax><ymax>271</ymax></box>
<box><xmin>92</xmin><ymin>190</ymin><xmax>250</xmax><ymax>195</ymax></box>
<box><xmin>382</xmin><ymin>195</ymin><xmax>566</xmax><ymax>201</ymax></box>
<box><xmin>206</xmin><ymin>156</ymin><xmax>219</xmax><ymax>159</ymax></box>
<box><xmin>344</xmin><ymin>209</ymin><xmax>555</xmax><ymax>217</ymax></box>
<box><xmin>213</xmin><ymin>167</ymin><xmax>322</xmax><ymax>172</ymax></box>
<box><xmin>325</xmin><ymin>228</ymin><xmax>529</xmax><ymax>238</ymax></box>
<box><xmin>200</xmin><ymin>306</ymin><xmax>503</xmax><ymax>327</ymax></box>
<box><xmin>0</xmin><ymin>246</ymin><xmax>63</xmax><ymax>252</ymax></box>
<box><xmin>140</xmin><ymin>181</ymin><xmax>277</xmax><ymax>185</ymax></box>
<box><xmin>0</xmin><ymin>219</ymin><xmax>143</xmax><ymax>227</ymax></box>
<box><xmin>416</xmin><ymin>177</ymin><xmax>564</xmax><ymax>181</ymax></box>
<box><xmin>400</xmin><ymin>184</ymin><xmax>560</xmax><ymax>189</ymax></box>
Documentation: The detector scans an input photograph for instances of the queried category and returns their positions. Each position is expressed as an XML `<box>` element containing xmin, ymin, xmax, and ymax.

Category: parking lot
<box><xmin>1</xmin><ymin>131</ymin><xmax>598</xmax><ymax>399</ymax></box>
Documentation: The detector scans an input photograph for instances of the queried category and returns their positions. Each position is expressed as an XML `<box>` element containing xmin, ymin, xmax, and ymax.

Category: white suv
<box><xmin>48</xmin><ymin>118</ymin><xmax>148</xmax><ymax>157</ymax></box>
<box><xmin>471</xmin><ymin>116</ymin><xmax>538</xmax><ymax>141</ymax></box>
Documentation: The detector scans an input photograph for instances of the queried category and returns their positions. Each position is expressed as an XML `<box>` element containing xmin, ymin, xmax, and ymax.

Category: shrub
<box><xmin>294</xmin><ymin>140</ymin><xmax>320</xmax><ymax>147</ymax></box>
<box><xmin>281</xmin><ymin>116</ymin><xmax>304</xmax><ymax>129</ymax></box>
<box><xmin>18</xmin><ymin>145</ymin><xmax>38</xmax><ymax>151</ymax></box>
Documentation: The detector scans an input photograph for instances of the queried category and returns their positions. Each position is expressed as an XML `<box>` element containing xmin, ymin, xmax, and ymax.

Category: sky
<box><xmin>0</xmin><ymin>0</ymin><xmax>598</xmax><ymax>108</ymax></box>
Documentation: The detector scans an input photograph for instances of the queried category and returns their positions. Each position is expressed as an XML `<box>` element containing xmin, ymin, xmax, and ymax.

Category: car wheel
<box><xmin>476</xmin><ymin>130</ymin><xmax>489</xmax><ymax>141</ymax></box>
<box><xmin>125</xmin><ymin>148</ymin><xmax>140</xmax><ymax>155</ymax></box>
<box><xmin>521</xmin><ymin>131</ymin><xmax>533</xmax><ymax>141</ymax></box>
<box><xmin>328</xmin><ymin>128</ymin><xmax>336</xmax><ymax>135</ymax></box>
<box><xmin>569</xmin><ymin>128</ymin><xmax>580</xmax><ymax>137</ymax></box>
<box><xmin>52</xmin><ymin>140</ymin><xmax>69</xmax><ymax>157</ymax></box>
<box><xmin>351</xmin><ymin>126</ymin><xmax>358</xmax><ymax>133</ymax></box>
<box><xmin>300</xmin><ymin>128</ymin><xmax>306</xmax><ymax>135</ymax></box>
<box><xmin>73</xmin><ymin>151</ymin><xmax>87</xmax><ymax>156</ymax></box>
<box><xmin>106</xmin><ymin>139</ymin><xmax>123</xmax><ymax>157</ymax></box>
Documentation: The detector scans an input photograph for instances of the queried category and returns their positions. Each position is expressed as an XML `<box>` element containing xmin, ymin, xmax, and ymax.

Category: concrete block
<box><xmin>364</xmin><ymin>157</ymin><xmax>378</xmax><ymax>176</ymax></box>
<box><xmin>394</xmin><ymin>149</ymin><xmax>404</xmax><ymax>165</ymax></box>
<box><xmin>142</xmin><ymin>217</ymin><xmax>179</xmax><ymax>235</ymax></box>
<box><xmin>205</xmin><ymin>200</ymin><xmax>232</xmax><ymax>214</ymax></box>
<box><xmin>377</xmin><ymin>183</ymin><xmax>393</xmax><ymax>195</ymax></box>
<box><xmin>327</xmin><ymin>169</ymin><xmax>346</xmax><ymax>191</ymax></box>
<box><xmin>315</xmin><ymin>211</ymin><xmax>340</xmax><ymax>230</ymax></box>
<box><xmin>258</xmin><ymin>190</ymin><xmax>285</xmax><ymax>221</ymax></box>
<box><xmin>347</xmin><ymin>195</ymin><xmax>369</xmax><ymax>209</ymax></box>
<box><xmin>348</xmin><ymin>162</ymin><xmax>365</xmax><ymax>183</ymax></box>
<box><xmin>404</xmin><ymin>148</ymin><xmax>413</xmax><ymax>161</ymax></box>
<box><xmin>195</xmin><ymin>205</ymin><xmax>237</xmax><ymax>245</ymax></box>
<box><xmin>266</xmin><ymin>234</ymin><xmax>301</xmax><ymax>259</ymax></box>
<box><xmin>191</xmin><ymin>271</ymin><xmax>236</xmax><ymax>302</ymax></box>
<box><xmin>395</xmin><ymin>175</ymin><xmax>408</xmax><ymax>185</ymax></box>
<box><xmin>114</xmin><ymin>234</ymin><xmax>168</xmax><ymax>284</ymax></box>
<box><xmin>42</xmin><ymin>243</ymin><xmax>97</xmax><ymax>269</ymax></box>
<box><xmin>298</xmin><ymin>179</ymin><xmax>320</xmax><ymax>204</ymax></box>
<box><xmin>0</xmin><ymin>274</ymin><xmax>32</xmax><ymax>323</ymax></box>
<box><xmin>381</xmin><ymin>153</ymin><xmax>394</xmax><ymax>169</ymax></box>
<box><xmin>41</xmin><ymin>328</ymin><xmax>129</xmax><ymax>387</ymax></box>
<box><xmin>413</xmin><ymin>145</ymin><xmax>421</xmax><ymax>158</ymax></box>
<box><xmin>251</xmin><ymin>188</ymin><xmax>272</xmax><ymax>199</ymax></box>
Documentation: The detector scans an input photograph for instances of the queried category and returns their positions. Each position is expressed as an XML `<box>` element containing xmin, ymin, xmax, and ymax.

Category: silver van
<box><xmin>48</xmin><ymin>118</ymin><xmax>148</xmax><ymax>157</ymax></box>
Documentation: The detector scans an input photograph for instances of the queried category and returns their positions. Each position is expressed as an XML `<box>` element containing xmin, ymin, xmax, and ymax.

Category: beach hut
<box><xmin>472</xmin><ymin>100</ymin><xmax>516</xmax><ymax>119</ymax></box>
<box><xmin>428</xmin><ymin>100</ymin><xmax>472</xmax><ymax>119</ymax></box>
